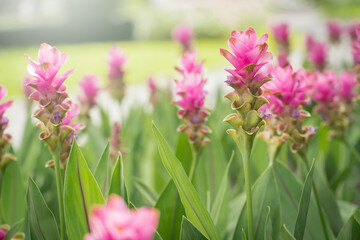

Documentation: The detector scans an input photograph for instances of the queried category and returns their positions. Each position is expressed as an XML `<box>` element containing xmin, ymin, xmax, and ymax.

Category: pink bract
<box><xmin>312</xmin><ymin>71</ymin><xmax>337</xmax><ymax>104</ymax></box>
<box><xmin>0</xmin><ymin>86</ymin><xmax>12</xmax><ymax>121</ymax></box>
<box><xmin>61</xmin><ymin>101</ymin><xmax>84</xmax><ymax>131</ymax></box>
<box><xmin>176</xmin><ymin>51</ymin><xmax>203</xmax><ymax>75</ymax></box>
<box><xmin>308</xmin><ymin>40</ymin><xmax>327</xmax><ymax>71</ymax></box>
<box><xmin>78</xmin><ymin>75</ymin><xmax>100</xmax><ymax>108</ymax></box>
<box><xmin>84</xmin><ymin>195</ymin><xmax>159</xmax><ymax>240</ymax></box>
<box><xmin>338</xmin><ymin>71</ymin><xmax>357</xmax><ymax>101</ymax></box>
<box><xmin>271</xmin><ymin>23</ymin><xmax>289</xmax><ymax>45</ymax></box>
<box><xmin>108</xmin><ymin>46</ymin><xmax>127</xmax><ymax>79</ymax></box>
<box><xmin>352</xmin><ymin>27</ymin><xmax>360</xmax><ymax>65</ymax></box>
<box><xmin>327</xmin><ymin>20</ymin><xmax>343</xmax><ymax>42</ymax></box>
<box><xmin>172</xmin><ymin>24</ymin><xmax>194</xmax><ymax>48</ymax></box>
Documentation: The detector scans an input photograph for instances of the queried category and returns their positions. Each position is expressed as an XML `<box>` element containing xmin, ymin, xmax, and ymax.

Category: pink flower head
<box><xmin>263</xmin><ymin>65</ymin><xmax>307</xmax><ymax>114</ymax></box>
<box><xmin>352</xmin><ymin>26</ymin><xmax>360</xmax><ymax>65</ymax></box>
<box><xmin>327</xmin><ymin>20</ymin><xmax>343</xmax><ymax>43</ymax></box>
<box><xmin>0</xmin><ymin>86</ymin><xmax>12</xmax><ymax>127</ymax></box>
<box><xmin>305</xmin><ymin>34</ymin><xmax>314</xmax><ymax>52</ymax></box>
<box><xmin>338</xmin><ymin>71</ymin><xmax>357</xmax><ymax>101</ymax></box>
<box><xmin>271</xmin><ymin>23</ymin><xmax>289</xmax><ymax>46</ymax></box>
<box><xmin>308</xmin><ymin>40</ymin><xmax>328</xmax><ymax>71</ymax></box>
<box><xmin>84</xmin><ymin>195</ymin><xmax>159</xmax><ymax>240</ymax></box>
<box><xmin>108</xmin><ymin>46</ymin><xmax>127</xmax><ymax>79</ymax></box>
<box><xmin>78</xmin><ymin>75</ymin><xmax>100</xmax><ymax>108</ymax></box>
<box><xmin>312</xmin><ymin>71</ymin><xmax>337</xmax><ymax>104</ymax></box>
<box><xmin>348</xmin><ymin>22</ymin><xmax>360</xmax><ymax>41</ymax></box>
<box><xmin>278</xmin><ymin>53</ymin><xmax>289</xmax><ymax>68</ymax></box>
<box><xmin>25</xmin><ymin>43</ymin><xmax>74</xmax><ymax>106</ymax></box>
<box><xmin>220</xmin><ymin>28</ymin><xmax>273</xmax><ymax>93</ymax></box>
<box><xmin>23</xmin><ymin>76</ymin><xmax>34</xmax><ymax>98</ymax></box>
<box><xmin>61</xmin><ymin>101</ymin><xmax>84</xmax><ymax>131</ymax></box>
<box><xmin>147</xmin><ymin>77</ymin><xmax>156</xmax><ymax>93</ymax></box>
<box><xmin>172</xmin><ymin>24</ymin><xmax>194</xmax><ymax>50</ymax></box>
<box><xmin>175</xmin><ymin>51</ymin><xmax>203</xmax><ymax>75</ymax></box>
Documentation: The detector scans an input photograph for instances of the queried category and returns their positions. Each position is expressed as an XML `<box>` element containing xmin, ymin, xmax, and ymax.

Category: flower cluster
<box><xmin>25</xmin><ymin>43</ymin><xmax>84</xmax><ymax>166</ymax></box>
<box><xmin>220</xmin><ymin>28</ymin><xmax>272</xmax><ymax>138</ymax></box>
<box><xmin>306</xmin><ymin>37</ymin><xmax>328</xmax><ymax>71</ymax></box>
<box><xmin>327</xmin><ymin>20</ymin><xmax>342</xmax><ymax>43</ymax></box>
<box><xmin>271</xmin><ymin>23</ymin><xmax>290</xmax><ymax>54</ymax></box>
<box><xmin>172</xmin><ymin>24</ymin><xmax>194</xmax><ymax>52</ymax></box>
<box><xmin>107</xmin><ymin>46</ymin><xmax>127</xmax><ymax>102</ymax></box>
<box><xmin>174</xmin><ymin>51</ymin><xmax>210</xmax><ymax>151</ymax></box>
<box><xmin>147</xmin><ymin>77</ymin><xmax>158</xmax><ymax>106</ymax></box>
<box><xmin>109</xmin><ymin>122</ymin><xmax>126</xmax><ymax>161</ymax></box>
<box><xmin>78</xmin><ymin>74</ymin><xmax>100</xmax><ymax>119</ymax></box>
<box><xmin>84</xmin><ymin>195</ymin><xmax>159</xmax><ymax>240</ymax></box>
<box><xmin>0</xmin><ymin>86</ymin><xmax>14</xmax><ymax>169</ymax></box>
<box><xmin>259</xmin><ymin>65</ymin><xmax>315</xmax><ymax>155</ymax></box>
<box><xmin>349</xmin><ymin>22</ymin><xmax>360</xmax><ymax>41</ymax></box>
<box><xmin>352</xmin><ymin>26</ymin><xmax>360</xmax><ymax>74</ymax></box>
<box><xmin>311</xmin><ymin>70</ymin><xmax>358</xmax><ymax>138</ymax></box>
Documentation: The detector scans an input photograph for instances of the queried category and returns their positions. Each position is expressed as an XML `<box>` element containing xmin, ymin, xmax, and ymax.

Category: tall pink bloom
<box><xmin>271</xmin><ymin>23</ymin><xmax>290</xmax><ymax>54</ymax></box>
<box><xmin>78</xmin><ymin>75</ymin><xmax>100</xmax><ymax>112</ymax></box>
<box><xmin>109</xmin><ymin>122</ymin><xmax>126</xmax><ymax>161</ymax></box>
<box><xmin>107</xmin><ymin>46</ymin><xmax>127</xmax><ymax>102</ymax></box>
<box><xmin>147</xmin><ymin>77</ymin><xmax>158</xmax><ymax>106</ymax></box>
<box><xmin>338</xmin><ymin>71</ymin><xmax>357</xmax><ymax>101</ymax></box>
<box><xmin>84</xmin><ymin>195</ymin><xmax>159</xmax><ymax>240</ymax></box>
<box><xmin>352</xmin><ymin>27</ymin><xmax>360</xmax><ymax>66</ymax></box>
<box><xmin>25</xmin><ymin>43</ymin><xmax>83</xmax><ymax>165</ymax></box>
<box><xmin>172</xmin><ymin>24</ymin><xmax>194</xmax><ymax>52</ymax></box>
<box><xmin>174</xmin><ymin>51</ymin><xmax>210</xmax><ymax>150</ymax></box>
<box><xmin>327</xmin><ymin>20</ymin><xmax>343</xmax><ymax>43</ymax></box>
<box><xmin>312</xmin><ymin>71</ymin><xmax>337</xmax><ymax>104</ymax></box>
<box><xmin>308</xmin><ymin>40</ymin><xmax>328</xmax><ymax>71</ymax></box>
<box><xmin>348</xmin><ymin>22</ymin><xmax>360</xmax><ymax>41</ymax></box>
<box><xmin>0</xmin><ymin>86</ymin><xmax>14</xmax><ymax>169</ymax></box>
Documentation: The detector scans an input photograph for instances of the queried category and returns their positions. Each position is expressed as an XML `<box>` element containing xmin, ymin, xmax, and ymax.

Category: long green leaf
<box><xmin>281</xmin><ymin>224</ymin><xmax>296</xmax><ymax>240</ymax></box>
<box><xmin>294</xmin><ymin>160</ymin><xmax>315</xmax><ymax>240</ymax></box>
<box><xmin>109</xmin><ymin>153</ymin><xmax>128</xmax><ymax>205</ymax></box>
<box><xmin>64</xmin><ymin>139</ymin><xmax>105</xmax><ymax>240</ymax></box>
<box><xmin>264</xmin><ymin>206</ymin><xmax>272</xmax><ymax>240</ymax></box>
<box><xmin>133</xmin><ymin>178</ymin><xmax>158</xmax><ymax>207</ymax></box>
<box><xmin>152</xmin><ymin>122</ymin><xmax>220</xmax><ymax>240</ymax></box>
<box><xmin>337</xmin><ymin>208</ymin><xmax>360</xmax><ymax>240</ymax></box>
<box><xmin>180</xmin><ymin>216</ymin><xmax>207</xmax><ymax>240</ymax></box>
<box><xmin>26</xmin><ymin>178</ymin><xmax>60</xmax><ymax>240</ymax></box>
<box><xmin>0</xmin><ymin>161</ymin><xmax>25</xmax><ymax>225</ymax></box>
<box><xmin>94</xmin><ymin>142</ymin><xmax>110</xmax><ymax>196</ymax></box>
<box><xmin>4</xmin><ymin>219</ymin><xmax>24</xmax><ymax>240</ymax></box>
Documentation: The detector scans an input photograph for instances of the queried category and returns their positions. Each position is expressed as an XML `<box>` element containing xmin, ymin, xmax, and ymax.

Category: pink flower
<box><xmin>327</xmin><ymin>20</ymin><xmax>343</xmax><ymax>43</ymax></box>
<box><xmin>308</xmin><ymin>40</ymin><xmax>327</xmax><ymax>71</ymax></box>
<box><xmin>175</xmin><ymin>51</ymin><xmax>203</xmax><ymax>75</ymax></box>
<box><xmin>312</xmin><ymin>71</ymin><xmax>337</xmax><ymax>104</ymax></box>
<box><xmin>108</xmin><ymin>46</ymin><xmax>127</xmax><ymax>79</ymax></box>
<box><xmin>263</xmin><ymin>65</ymin><xmax>307</xmax><ymax>114</ymax></box>
<box><xmin>271</xmin><ymin>23</ymin><xmax>289</xmax><ymax>50</ymax></box>
<box><xmin>23</xmin><ymin>76</ymin><xmax>34</xmax><ymax>98</ymax></box>
<box><xmin>305</xmin><ymin>34</ymin><xmax>314</xmax><ymax>52</ymax></box>
<box><xmin>84</xmin><ymin>195</ymin><xmax>159</xmax><ymax>240</ymax></box>
<box><xmin>352</xmin><ymin>26</ymin><xmax>360</xmax><ymax>65</ymax></box>
<box><xmin>220</xmin><ymin>27</ymin><xmax>272</xmax><ymax>93</ymax></box>
<box><xmin>0</xmin><ymin>86</ymin><xmax>12</xmax><ymax>125</ymax></box>
<box><xmin>277</xmin><ymin>53</ymin><xmax>289</xmax><ymax>68</ymax></box>
<box><xmin>147</xmin><ymin>77</ymin><xmax>158</xmax><ymax>106</ymax></box>
<box><xmin>348</xmin><ymin>22</ymin><xmax>360</xmax><ymax>41</ymax></box>
<box><xmin>25</xmin><ymin>43</ymin><xmax>74</xmax><ymax>106</ymax></box>
<box><xmin>78</xmin><ymin>75</ymin><xmax>100</xmax><ymax>108</ymax></box>
<box><xmin>338</xmin><ymin>71</ymin><xmax>357</xmax><ymax>101</ymax></box>
<box><xmin>172</xmin><ymin>24</ymin><xmax>194</xmax><ymax>51</ymax></box>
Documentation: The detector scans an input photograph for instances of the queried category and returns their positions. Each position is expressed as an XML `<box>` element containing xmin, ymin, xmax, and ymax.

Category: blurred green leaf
<box><xmin>152</xmin><ymin>122</ymin><xmax>220</xmax><ymax>240</ymax></box>
<box><xmin>294</xmin><ymin>160</ymin><xmax>315</xmax><ymax>240</ymax></box>
<box><xmin>94</xmin><ymin>142</ymin><xmax>110</xmax><ymax>196</ymax></box>
<box><xmin>26</xmin><ymin>178</ymin><xmax>59</xmax><ymax>240</ymax></box>
<box><xmin>99</xmin><ymin>106</ymin><xmax>111</xmax><ymax>138</ymax></box>
<box><xmin>64</xmin><ymin>139</ymin><xmax>105</xmax><ymax>240</ymax></box>
<box><xmin>0</xmin><ymin>161</ymin><xmax>25</xmax><ymax>225</ymax></box>
<box><xmin>109</xmin><ymin>153</ymin><xmax>128</xmax><ymax>205</ymax></box>
<box><xmin>337</xmin><ymin>208</ymin><xmax>360</xmax><ymax>240</ymax></box>
<box><xmin>4</xmin><ymin>218</ymin><xmax>24</xmax><ymax>240</ymax></box>
<box><xmin>180</xmin><ymin>216</ymin><xmax>207</xmax><ymax>240</ymax></box>
<box><xmin>264</xmin><ymin>206</ymin><xmax>272</xmax><ymax>240</ymax></box>
<box><xmin>155</xmin><ymin>180</ymin><xmax>185</xmax><ymax>240</ymax></box>
<box><xmin>281</xmin><ymin>224</ymin><xmax>296</xmax><ymax>240</ymax></box>
<box><xmin>133</xmin><ymin>178</ymin><xmax>158</xmax><ymax>207</ymax></box>
<box><xmin>176</xmin><ymin>132</ymin><xmax>193</xmax><ymax>175</ymax></box>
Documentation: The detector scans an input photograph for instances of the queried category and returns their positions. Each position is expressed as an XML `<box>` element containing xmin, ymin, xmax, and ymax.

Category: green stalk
<box><xmin>343</xmin><ymin>139</ymin><xmax>360</xmax><ymax>164</ymax></box>
<box><xmin>52</xmin><ymin>147</ymin><xmax>66</xmax><ymax>240</ymax></box>
<box><xmin>230</xmin><ymin>130</ymin><xmax>254</xmax><ymax>240</ymax></box>
<box><xmin>299</xmin><ymin>152</ymin><xmax>330</xmax><ymax>240</ymax></box>
<box><xmin>189</xmin><ymin>145</ymin><xmax>200</xmax><ymax>181</ymax></box>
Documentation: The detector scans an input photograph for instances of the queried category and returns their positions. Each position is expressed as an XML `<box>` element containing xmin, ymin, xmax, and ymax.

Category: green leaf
<box><xmin>155</xmin><ymin>180</ymin><xmax>185</xmax><ymax>240</ymax></box>
<box><xmin>109</xmin><ymin>153</ymin><xmax>128</xmax><ymax>205</ymax></box>
<box><xmin>210</xmin><ymin>151</ymin><xmax>234</xmax><ymax>225</ymax></box>
<box><xmin>152</xmin><ymin>122</ymin><xmax>220</xmax><ymax>240</ymax></box>
<box><xmin>4</xmin><ymin>218</ymin><xmax>24</xmax><ymax>240</ymax></box>
<box><xmin>64</xmin><ymin>139</ymin><xmax>105</xmax><ymax>240</ymax></box>
<box><xmin>337</xmin><ymin>208</ymin><xmax>360</xmax><ymax>240</ymax></box>
<box><xmin>0</xmin><ymin>161</ymin><xmax>26</xmax><ymax>225</ymax></box>
<box><xmin>26</xmin><ymin>178</ymin><xmax>60</xmax><ymax>240</ymax></box>
<box><xmin>99</xmin><ymin>106</ymin><xmax>111</xmax><ymax>138</ymax></box>
<box><xmin>94</xmin><ymin>142</ymin><xmax>110</xmax><ymax>196</ymax></box>
<box><xmin>180</xmin><ymin>216</ymin><xmax>207</xmax><ymax>240</ymax></box>
<box><xmin>294</xmin><ymin>160</ymin><xmax>315</xmax><ymax>240</ymax></box>
<box><xmin>264</xmin><ymin>206</ymin><xmax>272</xmax><ymax>240</ymax></box>
<box><xmin>281</xmin><ymin>224</ymin><xmax>296</xmax><ymax>240</ymax></box>
<box><xmin>175</xmin><ymin>132</ymin><xmax>193</xmax><ymax>174</ymax></box>
<box><xmin>133</xmin><ymin>178</ymin><xmax>158</xmax><ymax>207</ymax></box>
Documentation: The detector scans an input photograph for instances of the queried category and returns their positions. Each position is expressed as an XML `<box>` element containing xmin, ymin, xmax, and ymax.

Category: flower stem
<box><xmin>189</xmin><ymin>146</ymin><xmax>200</xmax><ymax>181</ymax></box>
<box><xmin>231</xmin><ymin>130</ymin><xmax>254</xmax><ymax>240</ymax></box>
<box><xmin>299</xmin><ymin>152</ymin><xmax>330</xmax><ymax>240</ymax></box>
<box><xmin>52</xmin><ymin>148</ymin><xmax>66</xmax><ymax>240</ymax></box>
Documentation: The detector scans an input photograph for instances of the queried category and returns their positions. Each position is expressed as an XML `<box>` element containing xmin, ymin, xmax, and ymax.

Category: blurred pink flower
<box><xmin>25</xmin><ymin>43</ymin><xmax>74</xmax><ymax>106</ymax></box>
<box><xmin>147</xmin><ymin>77</ymin><xmax>156</xmax><ymax>92</ymax></box>
<box><xmin>263</xmin><ymin>65</ymin><xmax>307</xmax><ymax>115</ymax></box>
<box><xmin>0</xmin><ymin>86</ymin><xmax>12</xmax><ymax>124</ymax></box>
<box><xmin>271</xmin><ymin>23</ymin><xmax>289</xmax><ymax>54</ymax></box>
<box><xmin>327</xmin><ymin>20</ymin><xmax>343</xmax><ymax>43</ymax></box>
<box><xmin>308</xmin><ymin>40</ymin><xmax>327</xmax><ymax>71</ymax></box>
<box><xmin>61</xmin><ymin>101</ymin><xmax>84</xmax><ymax>131</ymax></box>
<box><xmin>338</xmin><ymin>71</ymin><xmax>357</xmax><ymax>101</ymax></box>
<box><xmin>352</xmin><ymin>27</ymin><xmax>360</xmax><ymax>65</ymax></box>
<box><xmin>312</xmin><ymin>71</ymin><xmax>337</xmax><ymax>104</ymax></box>
<box><xmin>277</xmin><ymin>53</ymin><xmax>289</xmax><ymax>68</ymax></box>
<box><xmin>23</xmin><ymin>76</ymin><xmax>34</xmax><ymax>98</ymax></box>
<box><xmin>348</xmin><ymin>22</ymin><xmax>360</xmax><ymax>41</ymax></box>
<box><xmin>108</xmin><ymin>46</ymin><xmax>127</xmax><ymax>79</ymax></box>
<box><xmin>147</xmin><ymin>77</ymin><xmax>158</xmax><ymax>106</ymax></box>
<box><xmin>220</xmin><ymin>27</ymin><xmax>272</xmax><ymax>93</ymax></box>
<box><xmin>175</xmin><ymin>51</ymin><xmax>203</xmax><ymax>75</ymax></box>
<box><xmin>172</xmin><ymin>24</ymin><xmax>194</xmax><ymax>51</ymax></box>
<box><xmin>84</xmin><ymin>195</ymin><xmax>159</xmax><ymax>240</ymax></box>
<box><xmin>305</xmin><ymin>34</ymin><xmax>314</xmax><ymax>52</ymax></box>
<box><xmin>78</xmin><ymin>75</ymin><xmax>100</xmax><ymax>109</ymax></box>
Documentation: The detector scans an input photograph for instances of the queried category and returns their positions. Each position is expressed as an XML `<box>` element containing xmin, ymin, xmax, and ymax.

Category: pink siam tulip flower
<box><xmin>109</xmin><ymin>122</ymin><xmax>126</xmax><ymax>161</ymax></box>
<box><xmin>0</xmin><ymin>86</ymin><xmax>14</xmax><ymax>169</ymax></box>
<box><xmin>271</xmin><ymin>23</ymin><xmax>290</xmax><ymax>54</ymax></box>
<box><xmin>327</xmin><ymin>20</ymin><xmax>343</xmax><ymax>43</ymax></box>
<box><xmin>78</xmin><ymin>75</ymin><xmax>100</xmax><ymax>109</ymax></box>
<box><xmin>308</xmin><ymin>40</ymin><xmax>328</xmax><ymax>71</ymax></box>
<box><xmin>147</xmin><ymin>77</ymin><xmax>158</xmax><ymax>106</ymax></box>
<box><xmin>220</xmin><ymin>27</ymin><xmax>273</xmax><ymax>94</ymax></box>
<box><xmin>23</xmin><ymin>76</ymin><xmax>34</xmax><ymax>99</ymax></box>
<box><xmin>352</xmin><ymin>27</ymin><xmax>360</xmax><ymax>65</ymax></box>
<box><xmin>277</xmin><ymin>53</ymin><xmax>289</xmax><ymax>68</ymax></box>
<box><xmin>172</xmin><ymin>24</ymin><xmax>194</xmax><ymax>52</ymax></box>
<box><xmin>84</xmin><ymin>195</ymin><xmax>159</xmax><ymax>240</ymax></box>
<box><xmin>312</xmin><ymin>71</ymin><xmax>337</xmax><ymax>104</ymax></box>
<box><xmin>305</xmin><ymin>34</ymin><xmax>314</xmax><ymax>52</ymax></box>
<box><xmin>0</xmin><ymin>86</ymin><xmax>12</xmax><ymax>126</ymax></box>
<box><xmin>348</xmin><ymin>22</ymin><xmax>360</xmax><ymax>41</ymax></box>
<box><xmin>338</xmin><ymin>71</ymin><xmax>357</xmax><ymax>101</ymax></box>
<box><xmin>175</xmin><ymin>51</ymin><xmax>203</xmax><ymax>75</ymax></box>
<box><xmin>108</xmin><ymin>46</ymin><xmax>127</xmax><ymax>79</ymax></box>
<box><xmin>0</xmin><ymin>228</ymin><xmax>5</xmax><ymax>240</ymax></box>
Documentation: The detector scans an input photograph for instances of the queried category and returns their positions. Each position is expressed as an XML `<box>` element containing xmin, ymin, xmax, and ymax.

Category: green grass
<box><xmin>0</xmin><ymin>39</ymin><xmax>232</xmax><ymax>98</ymax></box>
